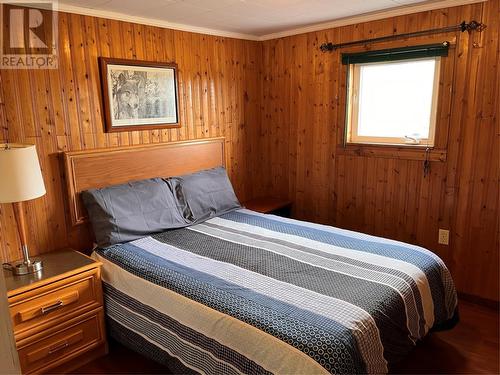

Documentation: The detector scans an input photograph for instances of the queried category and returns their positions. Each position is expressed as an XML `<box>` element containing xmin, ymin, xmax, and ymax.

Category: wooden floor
<box><xmin>390</xmin><ymin>300</ymin><xmax>499</xmax><ymax>374</ymax></box>
<box><xmin>74</xmin><ymin>300</ymin><xmax>499</xmax><ymax>374</ymax></box>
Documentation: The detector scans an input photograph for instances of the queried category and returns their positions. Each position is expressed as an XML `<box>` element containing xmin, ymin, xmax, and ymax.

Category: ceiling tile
<box><xmin>59</xmin><ymin>0</ymin><xmax>434</xmax><ymax>37</ymax></box>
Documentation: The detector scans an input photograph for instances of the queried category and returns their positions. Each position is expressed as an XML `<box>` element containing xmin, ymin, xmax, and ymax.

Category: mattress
<box><xmin>93</xmin><ymin>208</ymin><xmax>458</xmax><ymax>375</ymax></box>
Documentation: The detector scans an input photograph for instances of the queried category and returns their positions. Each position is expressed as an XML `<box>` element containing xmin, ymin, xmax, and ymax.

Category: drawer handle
<box><xmin>17</xmin><ymin>291</ymin><xmax>80</xmax><ymax>324</ymax></box>
<box><xmin>26</xmin><ymin>330</ymin><xmax>84</xmax><ymax>364</ymax></box>
<box><xmin>48</xmin><ymin>341</ymin><xmax>69</xmax><ymax>354</ymax></box>
<box><xmin>41</xmin><ymin>300</ymin><xmax>64</xmax><ymax>314</ymax></box>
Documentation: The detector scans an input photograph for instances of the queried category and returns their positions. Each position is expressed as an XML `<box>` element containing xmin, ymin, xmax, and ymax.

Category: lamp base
<box><xmin>10</xmin><ymin>258</ymin><xmax>43</xmax><ymax>276</ymax></box>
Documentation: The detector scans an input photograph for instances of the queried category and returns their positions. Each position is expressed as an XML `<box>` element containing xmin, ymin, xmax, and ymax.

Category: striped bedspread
<box><xmin>94</xmin><ymin>208</ymin><xmax>458</xmax><ymax>375</ymax></box>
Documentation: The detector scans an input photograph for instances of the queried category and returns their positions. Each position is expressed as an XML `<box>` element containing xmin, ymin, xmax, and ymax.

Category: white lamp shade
<box><xmin>0</xmin><ymin>144</ymin><xmax>46</xmax><ymax>203</ymax></box>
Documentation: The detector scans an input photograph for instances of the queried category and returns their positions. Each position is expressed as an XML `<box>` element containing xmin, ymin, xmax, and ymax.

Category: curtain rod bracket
<box><xmin>460</xmin><ymin>20</ymin><xmax>486</xmax><ymax>33</ymax></box>
<box><xmin>320</xmin><ymin>20</ymin><xmax>486</xmax><ymax>52</ymax></box>
<box><xmin>320</xmin><ymin>43</ymin><xmax>335</xmax><ymax>52</ymax></box>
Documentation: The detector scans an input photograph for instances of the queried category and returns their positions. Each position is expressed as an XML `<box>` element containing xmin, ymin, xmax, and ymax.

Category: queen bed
<box><xmin>63</xmin><ymin>138</ymin><xmax>458</xmax><ymax>375</ymax></box>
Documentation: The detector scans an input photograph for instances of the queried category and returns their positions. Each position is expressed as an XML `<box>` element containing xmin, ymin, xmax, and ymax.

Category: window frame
<box><xmin>346</xmin><ymin>56</ymin><xmax>442</xmax><ymax>147</ymax></box>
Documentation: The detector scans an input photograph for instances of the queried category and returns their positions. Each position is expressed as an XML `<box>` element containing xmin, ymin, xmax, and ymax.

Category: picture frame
<box><xmin>99</xmin><ymin>57</ymin><xmax>180</xmax><ymax>132</ymax></box>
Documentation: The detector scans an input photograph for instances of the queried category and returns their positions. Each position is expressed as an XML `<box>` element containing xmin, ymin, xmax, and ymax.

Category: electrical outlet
<box><xmin>438</xmin><ymin>229</ymin><xmax>449</xmax><ymax>245</ymax></box>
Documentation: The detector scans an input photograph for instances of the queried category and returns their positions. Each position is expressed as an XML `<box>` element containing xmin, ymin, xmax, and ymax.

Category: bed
<box><xmin>63</xmin><ymin>138</ymin><xmax>458</xmax><ymax>375</ymax></box>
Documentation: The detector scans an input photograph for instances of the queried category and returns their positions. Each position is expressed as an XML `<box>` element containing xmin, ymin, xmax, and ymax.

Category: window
<box><xmin>343</xmin><ymin>44</ymin><xmax>447</xmax><ymax>147</ymax></box>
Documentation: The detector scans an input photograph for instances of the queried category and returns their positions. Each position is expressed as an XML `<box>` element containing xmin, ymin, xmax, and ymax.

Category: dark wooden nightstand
<box><xmin>243</xmin><ymin>196</ymin><xmax>293</xmax><ymax>217</ymax></box>
<box><xmin>3</xmin><ymin>249</ymin><xmax>107</xmax><ymax>374</ymax></box>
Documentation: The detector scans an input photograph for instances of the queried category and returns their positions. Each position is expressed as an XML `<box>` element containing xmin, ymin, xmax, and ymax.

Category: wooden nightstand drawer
<box><xmin>4</xmin><ymin>249</ymin><xmax>107</xmax><ymax>373</ymax></box>
<box><xmin>9</xmin><ymin>268</ymin><xmax>102</xmax><ymax>339</ymax></box>
<box><xmin>17</xmin><ymin>308</ymin><xmax>105</xmax><ymax>374</ymax></box>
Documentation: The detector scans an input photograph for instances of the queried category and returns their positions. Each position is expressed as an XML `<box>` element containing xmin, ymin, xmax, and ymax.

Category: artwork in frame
<box><xmin>99</xmin><ymin>57</ymin><xmax>180</xmax><ymax>132</ymax></box>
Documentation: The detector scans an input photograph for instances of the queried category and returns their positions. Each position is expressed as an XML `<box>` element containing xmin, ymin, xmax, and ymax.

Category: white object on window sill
<box><xmin>404</xmin><ymin>136</ymin><xmax>421</xmax><ymax>144</ymax></box>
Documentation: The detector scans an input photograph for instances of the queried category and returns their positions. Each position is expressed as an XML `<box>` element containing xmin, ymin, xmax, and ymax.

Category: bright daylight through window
<box><xmin>347</xmin><ymin>57</ymin><xmax>440</xmax><ymax>146</ymax></box>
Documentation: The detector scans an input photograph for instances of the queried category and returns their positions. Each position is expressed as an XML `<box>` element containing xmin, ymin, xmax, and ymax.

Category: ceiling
<box><xmin>57</xmin><ymin>0</ymin><xmax>480</xmax><ymax>40</ymax></box>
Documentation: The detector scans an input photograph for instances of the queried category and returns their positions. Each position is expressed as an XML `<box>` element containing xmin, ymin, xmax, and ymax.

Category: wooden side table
<box><xmin>3</xmin><ymin>249</ymin><xmax>107</xmax><ymax>374</ymax></box>
<box><xmin>243</xmin><ymin>196</ymin><xmax>293</xmax><ymax>217</ymax></box>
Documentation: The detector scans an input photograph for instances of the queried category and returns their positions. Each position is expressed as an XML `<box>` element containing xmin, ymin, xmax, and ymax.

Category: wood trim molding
<box><xmin>55</xmin><ymin>0</ymin><xmax>487</xmax><ymax>42</ymax></box>
<box><xmin>63</xmin><ymin>138</ymin><xmax>226</xmax><ymax>226</ymax></box>
<box><xmin>458</xmin><ymin>292</ymin><xmax>500</xmax><ymax>311</ymax></box>
<box><xmin>336</xmin><ymin>145</ymin><xmax>447</xmax><ymax>162</ymax></box>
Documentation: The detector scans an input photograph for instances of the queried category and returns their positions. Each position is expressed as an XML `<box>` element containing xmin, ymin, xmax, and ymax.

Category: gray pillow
<box><xmin>166</xmin><ymin>167</ymin><xmax>241</xmax><ymax>223</ymax></box>
<box><xmin>82</xmin><ymin>178</ymin><xmax>189</xmax><ymax>247</ymax></box>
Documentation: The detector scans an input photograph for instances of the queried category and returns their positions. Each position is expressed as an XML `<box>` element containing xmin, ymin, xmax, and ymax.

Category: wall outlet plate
<box><xmin>438</xmin><ymin>229</ymin><xmax>450</xmax><ymax>245</ymax></box>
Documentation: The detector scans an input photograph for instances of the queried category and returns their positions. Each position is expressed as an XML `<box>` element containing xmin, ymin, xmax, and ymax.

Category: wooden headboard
<box><xmin>63</xmin><ymin>137</ymin><xmax>225</xmax><ymax>226</ymax></box>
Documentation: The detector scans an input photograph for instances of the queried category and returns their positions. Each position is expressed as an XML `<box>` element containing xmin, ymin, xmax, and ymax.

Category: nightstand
<box><xmin>3</xmin><ymin>249</ymin><xmax>107</xmax><ymax>374</ymax></box>
<box><xmin>244</xmin><ymin>196</ymin><xmax>293</xmax><ymax>217</ymax></box>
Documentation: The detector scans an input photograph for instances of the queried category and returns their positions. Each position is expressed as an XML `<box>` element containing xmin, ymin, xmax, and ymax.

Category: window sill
<box><xmin>336</xmin><ymin>143</ymin><xmax>447</xmax><ymax>162</ymax></box>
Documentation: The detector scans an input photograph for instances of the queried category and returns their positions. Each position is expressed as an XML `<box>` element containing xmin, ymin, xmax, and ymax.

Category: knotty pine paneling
<box><xmin>0</xmin><ymin>11</ymin><xmax>262</xmax><ymax>261</ymax></box>
<box><xmin>260</xmin><ymin>0</ymin><xmax>499</xmax><ymax>301</ymax></box>
<box><xmin>0</xmin><ymin>1</ymin><xmax>498</xmax><ymax>303</ymax></box>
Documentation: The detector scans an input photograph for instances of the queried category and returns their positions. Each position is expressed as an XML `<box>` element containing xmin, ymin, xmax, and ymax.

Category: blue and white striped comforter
<box><xmin>94</xmin><ymin>208</ymin><xmax>458</xmax><ymax>375</ymax></box>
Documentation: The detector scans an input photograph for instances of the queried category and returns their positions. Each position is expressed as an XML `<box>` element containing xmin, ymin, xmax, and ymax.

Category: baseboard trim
<box><xmin>459</xmin><ymin>292</ymin><xmax>499</xmax><ymax>311</ymax></box>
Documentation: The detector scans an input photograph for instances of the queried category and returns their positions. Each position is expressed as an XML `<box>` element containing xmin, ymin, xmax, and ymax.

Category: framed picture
<box><xmin>99</xmin><ymin>57</ymin><xmax>180</xmax><ymax>132</ymax></box>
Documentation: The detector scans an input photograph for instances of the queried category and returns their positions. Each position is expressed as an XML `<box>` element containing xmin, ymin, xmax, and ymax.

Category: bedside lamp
<box><xmin>0</xmin><ymin>144</ymin><xmax>46</xmax><ymax>275</ymax></box>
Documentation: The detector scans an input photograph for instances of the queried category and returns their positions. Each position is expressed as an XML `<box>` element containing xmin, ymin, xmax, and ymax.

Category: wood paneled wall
<box><xmin>0</xmin><ymin>11</ymin><xmax>262</xmax><ymax>261</ymax></box>
<box><xmin>260</xmin><ymin>0</ymin><xmax>499</xmax><ymax>301</ymax></box>
<box><xmin>0</xmin><ymin>1</ymin><xmax>498</xmax><ymax>302</ymax></box>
